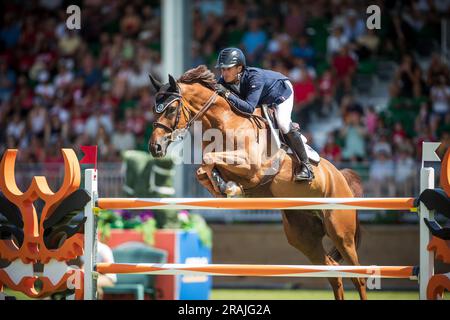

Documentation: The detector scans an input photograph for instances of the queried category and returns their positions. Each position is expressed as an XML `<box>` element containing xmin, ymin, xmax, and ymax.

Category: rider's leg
<box><xmin>275</xmin><ymin>81</ymin><xmax>314</xmax><ymax>181</ymax></box>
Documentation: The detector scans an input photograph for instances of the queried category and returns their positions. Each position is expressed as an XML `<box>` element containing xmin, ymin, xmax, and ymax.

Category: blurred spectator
<box><xmin>292</xmin><ymin>62</ymin><xmax>317</xmax><ymax>125</ymax></box>
<box><xmin>317</xmin><ymin>69</ymin><xmax>336</xmax><ymax>116</ymax></box>
<box><xmin>0</xmin><ymin>13</ymin><xmax>21</xmax><ymax>48</ymax></box>
<box><xmin>284</xmin><ymin>4</ymin><xmax>305</xmax><ymax>38</ymax></box>
<box><xmin>364</xmin><ymin>106</ymin><xmax>378</xmax><ymax>136</ymax></box>
<box><xmin>394</xmin><ymin>147</ymin><xmax>415</xmax><ymax>196</ymax></box>
<box><xmin>289</xmin><ymin>57</ymin><xmax>316</xmax><ymax>83</ymax></box>
<box><xmin>6</xmin><ymin>112</ymin><xmax>25</xmax><ymax>142</ymax></box>
<box><xmin>112</xmin><ymin>121</ymin><xmax>136</xmax><ymax>152</ymax></box>
<box><xmin>45</xmin><ymin>112</ymin><xmax>68</xmax><ymax>145</ymax></box>
<box><xmin>390</xmin><ymin>54</ymin><xmax>427</xmax><ymax>98</ymax></box>
<box><xmin>355</xmin><ymin>29</ymin><xmax>380</xmax><ymax>60</ymax></box>
<box><xmin>327</xmin><ymin>24</ymin><xmax>348</xmax><ymax>60</ymax></box>
<box><xmin>372</xmin><ymin>134</ymin><xmax>392</xmax><ymax>158</ymax></box>
<box><xmin>340</xmin><ymin>111</ymin><xmax>366</xmax><ymax>161</ymax></box>
<box><xmin>120</xmin><ymin>5</ymin><xmax>141</xmax><ymax>37</ymax></box>
<box><xmin>0</xmin><ymin>59</ymin><xmax>16</xmax><ymax>102</ymax></box>
<box><xmin>35</xmin><ymin>70</ymin><xmax>56</xmax><ymax>102</ymax></box>
<box><xmin>58</xmin><ymin>30</ymin><xmax>82</xmax><ymax>57</ymax></box>
<box><xmin>241</xmin><ymin>18</ymin><xmax>267</xmax><ymax>64</ymax></box>
<box><xmin>78</xmin><ymin>55</ymin><xmax>102</xmax><ymax>87</ymax></box>
<box><xmin>332</xmin><ymin>45</ymin><xmax>357</xmax><ymax>93</ymax></box>
<box><xmin>392</xmin><ymin>121</ymin><xmax>408</xmax><ymax>146</ymax></box>
<box><xmin>343</xmin><ymin>9</ymin><xmax>366</xmax><ymax>43</ymax></box>
<box><xmin>85</xmin><ymin>109</ymin><xmax>114</xmax><ymax>138</ymax></box>
<box><xmin>54</xmin><ymin>60</ymin><xmax>74</xmax><ymax>90</ymax></box>
<box><xmin>426</xmin><ymin>52</ymin><xmax>450</xmax><ymax>87</ymax></box>
<box><xmin>369</xmin><ymin>150</ymin><xmax>396</xmax><ymax>196</ymax></box>
<box><xmin>321</xmin><ymin>132</ymin><xmax>342</xmax><ymax>162</ymax></box>
<box><xmin>430</xmin><ymin>75</ymin><xmax>450</xmax><ymax>118</ymax></box>
<box><xmin>292</xmin><ymin>35</ymin><xmax>315</xmax><ymax>66</ymax></box>
<box><xmin>127</xmin><ymin>61</ymin><xmax>149</xmax><ymax>93</ymax></box>
<box><xmin>28</xmin><ymin>104</ymin><xmax>48</xmax><ymax>138</ymax></box>
<box><xmin>340</xmin><ymin>94</ymin><xmax>363</xmax><ymax>118</ymax></box>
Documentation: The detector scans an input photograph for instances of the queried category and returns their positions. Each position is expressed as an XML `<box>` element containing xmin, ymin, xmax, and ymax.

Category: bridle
<box><xmin>153</xmin><ymin>85</ymin><xmax>218</xmax><ymax>142</ymax></box>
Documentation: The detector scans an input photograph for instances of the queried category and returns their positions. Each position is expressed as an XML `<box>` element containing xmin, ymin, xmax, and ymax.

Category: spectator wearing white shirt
<box><xmin>35</xmin><ymin>70</ymin><xmax>55</xmax><ymax>101</ymax></box>
<box><xmin>343</xmin><ymin>9</ymin><xmax>366</xmax><ymax>43</ymax></box>
<box><xmin>6</xmin><ymin>112</ymin><xmax>25</xmax><ymax>141</ymax></box>
<box><xmin>54</xmin><ymin>61</ymin><xmax>74</xmax><ymax>90</ymax></box>
<box><xmin>112</xmin><ymin>121</ymin><xmax>136</xmax><ymax>152</ymax></box>
<box><xmin>28</xmin><ymin>104</ymin><xmax>48</xmax><ymax>137</ymax></box>
<box><xmin>369</xmin><ymin>150</ymin><xmax>395</xmax><ymax>197</ymax></box>
<box><xmin>96</xmin><ymin>241</ymin><xmax>117</xmax><ymax>299</ymax></box>
<box><xmin>395</xmin><ymin>148</ymin><xmax>416</xmax><ymax>196</ymax></box>
<box><xmin>85</xmin><ymin>109</ymin><xmax>114</xmax><ymax>138</ymax></box>
<box><xmin>327</xmin><ymin>24</ymin><xmax>349</xmax><ymax>60</ymax></box>
<box><xmin>430</xmin><ymin>75</ymin><xmax>450</xmax><ymax>118</ymax></box>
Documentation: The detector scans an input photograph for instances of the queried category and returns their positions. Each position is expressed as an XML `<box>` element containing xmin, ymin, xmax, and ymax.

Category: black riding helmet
<box><xmin>215</xmin><ymin>47</ymin><xmax>246</xmax><ymax>69</ymax></box>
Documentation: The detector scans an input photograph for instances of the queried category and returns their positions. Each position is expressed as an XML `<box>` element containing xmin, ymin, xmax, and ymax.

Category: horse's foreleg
<box><xmin>196</xmin><ymin>166</ymin><xmax>224</xmax><ymax>198</ymax></box>
<box><xmin>202</xmin><ymin>152</ymin><xmax>249</xmax><ymax>197</ymax></box>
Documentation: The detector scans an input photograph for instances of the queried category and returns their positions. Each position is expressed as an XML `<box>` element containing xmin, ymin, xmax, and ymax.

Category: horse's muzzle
<box><xmin>149</xmin><ymin>136</ymin><xmax>169</xmax><ymax>158</ymax></box>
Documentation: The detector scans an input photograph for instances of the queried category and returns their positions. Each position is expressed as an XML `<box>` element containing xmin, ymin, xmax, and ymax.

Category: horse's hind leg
<box><xmin>281</xmin><ymin>210</ymin><xmax>345</xmax><ymax>300</ymax></box>
<box><xmin>323</xmin><ymin>209</ymin><xmax>367</xmax><ymax>300</ymax></box>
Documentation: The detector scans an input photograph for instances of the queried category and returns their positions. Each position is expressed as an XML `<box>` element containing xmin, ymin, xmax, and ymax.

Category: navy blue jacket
<box><xmin>218</xmin><ymin>67</ymin><xmax>292</xmax><ymax>114</ymax></box>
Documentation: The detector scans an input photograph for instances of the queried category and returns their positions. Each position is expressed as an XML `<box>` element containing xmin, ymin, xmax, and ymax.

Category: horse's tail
<box><xmin>328</xmin><ymin>169</ymin><xmax>364</xmax><ymax>262</ymax></box>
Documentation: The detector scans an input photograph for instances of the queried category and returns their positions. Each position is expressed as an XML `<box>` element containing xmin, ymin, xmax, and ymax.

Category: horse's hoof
<box><xmin>224</xmin><ymin>181</ymin><xmax>243</xmax><ymax>198</ymax></box>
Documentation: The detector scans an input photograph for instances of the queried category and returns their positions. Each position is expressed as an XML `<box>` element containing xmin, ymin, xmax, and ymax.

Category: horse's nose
<box><xmin>149</xmin><ymin>142</ymin><xmax>163</xmax><ymax>157</ymax></box>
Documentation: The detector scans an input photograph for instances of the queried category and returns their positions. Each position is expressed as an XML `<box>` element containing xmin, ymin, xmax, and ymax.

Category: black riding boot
<box><xmin>285</xmin><ymin>129</ymin><xmax>314</xmax><ymax>181</ymax></box>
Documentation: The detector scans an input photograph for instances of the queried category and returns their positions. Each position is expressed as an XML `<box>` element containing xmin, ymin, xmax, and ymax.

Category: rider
<box><xmin>215</xmin><ymin>47</ymin><xmax>314</xmax><ymax>181</ymax></box>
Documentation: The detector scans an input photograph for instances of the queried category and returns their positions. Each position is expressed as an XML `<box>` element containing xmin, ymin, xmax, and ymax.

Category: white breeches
<box><xmin>274</xmin><ymin>80</ymin><xmax>294</xmax><ymax>134</ymax></box>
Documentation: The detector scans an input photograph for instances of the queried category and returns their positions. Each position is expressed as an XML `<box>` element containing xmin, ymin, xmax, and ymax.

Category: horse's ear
<box><xmin>149</xmin><ymin>73</ymin><xmax>162</xmax><ymax>91</ymax></box>
<box><xmin>168</xmin><ymin>74</ymin><xmax>178</xmax><ymax>92</ymax></box>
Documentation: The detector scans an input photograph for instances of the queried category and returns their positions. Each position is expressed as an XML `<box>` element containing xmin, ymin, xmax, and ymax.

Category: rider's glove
<box><xmin>215</xmin><ymin>84</ymin><xmax>230</xmax><ymax>98</ymax></box>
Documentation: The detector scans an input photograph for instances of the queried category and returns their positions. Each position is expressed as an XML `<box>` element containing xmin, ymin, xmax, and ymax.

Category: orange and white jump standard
<box><xmin>81</xmin><ymin>142</ymin><xmax>445</xmax><ymax>300</ymax></box>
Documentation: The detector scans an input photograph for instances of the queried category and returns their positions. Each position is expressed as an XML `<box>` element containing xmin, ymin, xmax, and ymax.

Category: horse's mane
<box><xmin>178</xmin><ymin>65</ymin><xmax>217</xmax><ymax>91</ymax></box>
<box><xmin>179</xmin><ymin>65</ymin><xmax>267</xmax><ymax>124</ymax></box>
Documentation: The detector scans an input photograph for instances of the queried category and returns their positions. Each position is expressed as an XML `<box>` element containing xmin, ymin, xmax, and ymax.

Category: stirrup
<box><xmin>294</xmin><ymin>163</ymin><xmax>314</xmax><ymax>181</ymax></box>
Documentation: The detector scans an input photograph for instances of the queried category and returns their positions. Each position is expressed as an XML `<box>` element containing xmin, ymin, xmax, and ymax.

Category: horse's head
<box><xmin>148</xmin><ymin>66</ymin><xmax>220</xmax><ymax>158</ymax></box>
<box><xmin>148</xmin><ymin>73</ymin><xmax>187</xmax><ymax>157</ymax></box>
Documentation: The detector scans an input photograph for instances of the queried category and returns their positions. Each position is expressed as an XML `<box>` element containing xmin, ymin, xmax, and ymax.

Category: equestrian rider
<box><xmin>215</xmin><ymin>47</ymin><xmax>314</xmax><ymax>181</ymax></box>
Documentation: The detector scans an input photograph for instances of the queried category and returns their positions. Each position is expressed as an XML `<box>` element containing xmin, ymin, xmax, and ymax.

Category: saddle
<box><xmin>260</xmin><ymin>104</ymin><xmax>320</xmax><ymax>165</ymax></box>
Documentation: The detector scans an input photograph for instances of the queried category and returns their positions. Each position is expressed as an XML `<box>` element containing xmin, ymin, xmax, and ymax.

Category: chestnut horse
<box><xmin>149</xmin><ymin>65</ymin><xmax>367</xmax><ymax>300</ymax></box>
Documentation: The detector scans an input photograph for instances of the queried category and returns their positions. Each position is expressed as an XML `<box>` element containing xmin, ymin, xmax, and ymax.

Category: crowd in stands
<box><xmin>0</xmin><ymin>0</ymin><xmax>449</xmax><ymax>196</ymax></box>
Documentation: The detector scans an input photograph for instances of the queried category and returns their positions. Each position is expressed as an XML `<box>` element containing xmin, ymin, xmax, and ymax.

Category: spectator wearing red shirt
<box><xmin>392</xmin><ymin>121</ymin><xmax>407</xmax><ymax>146</ymax></box>
<box><xmin>292</xmin><ymin>69</ymin><xmax>317</xmax><ymax>126</ymax></box>
<box><xmin>292</xmin><ymin>61</ymin><xmax>317</xmax><ymax>107</ymax></box>
<box><xmin>321</xmin><ymin>133</ymin><xmax>342</xmax><ymax>162</ymax></box>
<box><xmin>332</xmin><ymin>45</ymin><xmax>357</xmax><ymax>93</ymax></box>
<box><xmin>317</xmin><ymin>69</ymin><xmax>336</xmax><ymax>116</ymax></box>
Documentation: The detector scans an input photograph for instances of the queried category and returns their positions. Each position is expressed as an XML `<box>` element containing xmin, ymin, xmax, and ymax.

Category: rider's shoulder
<box><xmin>244</xmin><ymin>67</ymin><xmax>265</xmax><ymax>80</ymax></box>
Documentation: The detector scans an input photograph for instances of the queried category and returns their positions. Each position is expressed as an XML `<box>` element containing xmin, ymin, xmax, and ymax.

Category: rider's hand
<box><xmin>215</xmin><ymin>84</ymin><xmax>230</xmax><ymax>98</ymax></box>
